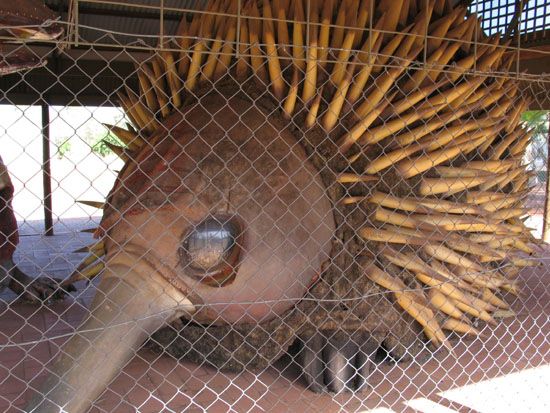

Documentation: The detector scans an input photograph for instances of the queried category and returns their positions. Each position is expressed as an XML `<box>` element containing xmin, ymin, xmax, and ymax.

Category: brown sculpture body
<box><xmin>28</xmin><ymin>0</ymin><xmax>537</xmax><ymax>411</ymax></box>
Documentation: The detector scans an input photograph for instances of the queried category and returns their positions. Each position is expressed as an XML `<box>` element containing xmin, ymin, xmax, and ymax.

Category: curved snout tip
<box><xmin>26</xmin><ymin>264</ymin><xmax>194</xmax><ymax>413</ymax></box>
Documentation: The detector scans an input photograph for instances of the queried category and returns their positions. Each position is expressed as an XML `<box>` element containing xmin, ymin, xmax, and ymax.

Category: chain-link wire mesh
<box><xmin>1</xmin><ymin>0</ymin><xmax>550</xmax><ymax>412</ymax></box>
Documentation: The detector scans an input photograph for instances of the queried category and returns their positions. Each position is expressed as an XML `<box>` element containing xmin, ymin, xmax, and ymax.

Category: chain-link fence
<box><xmin>1</xmin><ymin>0</ymin><xmax>550</xmax><ymax>412</ymax></box>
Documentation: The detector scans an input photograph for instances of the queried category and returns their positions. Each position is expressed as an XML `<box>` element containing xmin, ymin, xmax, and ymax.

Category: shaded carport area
<box><xmin>1</xmin><ymin>1</ymin><xmax>550</xmax><ymax>412</ymax></box>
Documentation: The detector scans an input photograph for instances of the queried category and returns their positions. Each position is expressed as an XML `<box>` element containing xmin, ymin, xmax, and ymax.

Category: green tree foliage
<box><xmin>521</xmin><ymin>111</ymin><xmax>549</xmax><ymax>173</ymax></box>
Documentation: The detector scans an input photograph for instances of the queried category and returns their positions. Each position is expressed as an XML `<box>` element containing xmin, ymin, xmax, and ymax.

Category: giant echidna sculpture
<box><xmin>30</xmin><ymin>0</ymin><xmax>539</xmax><ymax>410</ymax></box>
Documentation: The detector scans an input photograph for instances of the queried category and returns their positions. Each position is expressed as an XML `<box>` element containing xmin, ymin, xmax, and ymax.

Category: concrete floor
<box><xmin>1</xmin><ymin>221</ymin><xmax>549</xmax><ymax>412</ymax></box>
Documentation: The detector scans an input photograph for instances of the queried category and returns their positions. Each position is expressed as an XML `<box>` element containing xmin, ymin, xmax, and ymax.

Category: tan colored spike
<box><xmin>214</xmin><ymin>3</ymin><xmax>238</xmax><ymax>78</ymax></box>
<box><xmin>442</xmin><ymin>318</ymin><xmax>481</xmax><ymax>336</ymax></box>
<box><xmin>123</xmin><ymin>86</ymin><xmax>159</xmax><ymax>133</ymax></box>
<box><xmin>247</xmin><ymin>2</ymin><xmax>268</xmax><ymax>84</ymax></box>
<box><xmin>347</xmin><ymin>27</ymin><xmax>384</xmax><ymax>104</ymax></box>
<box><xmin>116</xmin><ymin>93</ymin><xmax>141</xmax><ymax>132</ymax></box>
<box><xmin>323</xmin><ymin>66</ymin><xmax>353</xmax><ymax>131</ymax></box>
<box><xmin>292</xmin><ymin>0</ymin><xmax>306</xmax><ymax>71</ymax></box>
<box><xmin>416</xmin><ymin>198</ymin><xmax>482</xmax><ymax>215</ymax></box>
<box><xmin>305</xmin><ymin>87</ymin><xmax>323</xmax><ymax>128</ymax></box>
<box><xmin>329</xmin><ymin>1</ymin><xmax>347</xmax><ymax>54</ymax></box>
<box><xmin>337</xmin><ymin>173</ymin><xmax>378</xmax><ymax>183</ymax></box>
<box><xmin>355</xmin><ymin>0</ymin><xmax>372</xmax><ymax>48</ymax></box>
<box><xmin>428</xmin><ymin>289</ymin><xmax>464</xmax><ymax>319</ymax></box>
<box><xmin>402</xmin><ymin>43</ymin><xmax>447</xmax><ymax>93</ymax></box>
<box><xmin>424</xmin><ymin>244</ymin><xmax>483</xmax><ymax>272</ymax></box>
<box><xmin>467</xmin><ymin>191</ymin><xmax>507</xmax><ymax>205</ymax></box>
<box><xmin>317</xmin><ymin>0</ymin><xmax>333</xmax><ymax>68</ymax></box>
<box><xmin>160</xmin><ymin>48</ymin><xmax>182</xmax><ymax>108</ymax></box>
<box><xmin>329</xmin><ymin>6</ymin><xmax>357</xmax><ymax>87</ymax></box>
<box><xmin>373</xmin><ymin>30</ymin><xmax>409</xmax><ymax>74</ymax></box>
<box><xmin>103</xmin><ymin>124</ymin><xmax>144</xmax><ymax>151</ymax></box>
<box><xmin>480</xmin><ymin>194</ymin><xmax>524</xmax><ymax>212</ymax></box>
<box><xmin>62</xmin><ymin>261</ymin><xmax>105</xmax><ymax>286</ymax></box>
<box><xmin>482</xmin><ymin>288</ymin><xmax>510</xmax><ymax>309</ymax></box>
<box><xmin>367</xmin><ymin>191</ymin><xmax>428</xmax><ymax>213</ymax></box>
<box><xmin>396</xmin><ymin>144</ymin><xmax>463</xmax><ymax>179</ymax></box>
<box><xmin>419</xmin><ymin>175</ymin><xmax>490</xmax><ymax>196</ymax></box>
<box><xmin>394</xmin><ymin>105</ymin><xmax>481</xmax><ymax>147</ymax></box>
<box><xmin>364</xmin><ymin>263</ymin><xmax>408</xmax><ymax>292</ymax></box>
<box><xmin>450</xmin><ymin>298</ymin><xmax>497</xmax><ymax>325</ymax></box>
<box><xmin>427</xmin><ymin>6</ymin><xmax>462</xmax><ymax>53</ymax></box>
<box><xmin>374</xmin><ymin>207</ymin><xmax>440</xmax><ymax>232</ymax></box>
<box><xmin>136</xmin><ymin>66</ymin><xmax>159</xmax><ymax>114</ymax></box>
<box><xmin>378</xmin><ymin>0</ymin><xmax>405</xmax><ymax>35</ymax></box>
<box><xmin>382</xmin><ymin>79</ymin><xmax>446</xmax><ymax>119</ymax></box>
<box><xmin>365</xmin><ymin>144</ymin><xmax>424</xmax><ymax>175</ymax></box>
<box><xmin>176</xmin><ymin>12</ymin><xmax>200</xmax><ymax>76</ymax></box>
<box><xmin>445</xmin><ymin>237</ymin><xmax>505</xmax><ymax>261</ymax></box>
<box><xmin>360</xmin><ymin>227</ymin><xmax>430</xmax><ymax>246</ymax></box>
<box><xmin>337</xmin><ymin>96</ymin><xmax>392</xmax><ymax>154</ymax></box>
<box><xmin>263</xmin><ymin>0</ymin><xmax>285</xmax><ymax>100</ymax></box>
<box><xmin>354</xmin><ymin>52</ymin><xmax>417</xmax><ymax>120</ymax></box>
<box><xmin>490</xmin><ymin>208</ymin><xmax>525</xmax><ymax>221</ymax></box>
<box><xmin>302</xmin><ymin>3</ymin><xmax>319</xmax><ymax>103</ymax></box>
<box><xmin>450</xmin><ymin>265</ymin><xmax>504</xmax><ymax>290</ymax></box>
<box><xmin>77</xmin><ymin>200</ymin><xmax>104</xmax><ymax>209</ymax></box>
<box><xmin>236</xmin><ymin>12</ymin><xmax>250</xmax><ymax>79</ymax></box>
<box><xmin>415</xmin><ymin>273</ymin><xmax>497</xmax><ymax>325</ymax></box>
<box><xmin>274</xmin><ymin>0</ymin><xmax>290</xmax><ymax>58</ymax></box>
<box><xmin>141</xmin><ymin>62</ymin><xmax>169</xmax><ymax>118</ymax></box>
<box><xmin>359</xmin><ymin>103</ymin><xmax>441</xmax><ymax>148</ymax></box>
<box><xmin>103</xmin><ymin>141</ymin><xmax>130</xmax><ymax>162</ymax></box>
<box><xmin>282</xmin><ymin>68</ymin><xmax>299</xmax><ymax>119</ymax></box>
<box><xmin>395</xmin><ymin>290</ymin><xmax>451</xmax><ymax>349</ymax></box>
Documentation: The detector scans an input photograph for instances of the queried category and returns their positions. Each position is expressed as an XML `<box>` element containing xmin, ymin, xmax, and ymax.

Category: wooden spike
<box><xmin>323</xmin><ymin>66</ymin><xmax>354</xmax><ymax>131</ymax></box>
<box><xmin>337</xmin><ymin>173</ymin><xmax>378</xmax><ymax>183</ymax></box>
<box><xmin>248</xmin><ymin>1</ymin><xmax>268</xmax><ymax>83</ymax></box>
<box><xmin>419</xmin><ymin>175</ymin><xmax>491</xmax><ymax>196</ymax></box>
<box><xmin>149</xmin><ymin>57</ymin><xmax>171</xmax><ymax>117</ymax></box>
<box><xmin>292</xmin><ymin>0</ymin><xmax>306</xmax><ymax>71</ymax></box>
<box><xmin>77</xmin><ymin>200</ymin><xmax>104</xmax><ymax>209</ymax></box>
<box><xmin>428</xmin><ymin>289</ymin><xmax>464</xmax><ymax>319</ymax></box>
<box><xmin>103</xmin><ymin>124</ymin><xmax>145</xmax><ymax>150</ymax></box>
<box><xmin>337</xmin><ymin>95</ymin><xmax>393</xmax><ymax>154</ymax></box>
<box><xmin>236</xmin><ymin>8</ymin><xmax>251</xmax><ymax>80</ymax></box>
<box><xmin>283</xmin><ymin>68</ymin><xmax>299</xmax><ymax>118</ymax></box>
<box><xmin>354</xmin><ymin>52</ymin><xmax>417</xmax><ymax>120</ymax></box>
<box><xmin>62</xmin><ymin>261</ymin><xmax>105</xmax><ymax>286</ymax></box>
<box><xmin>162</xmin><ymin>47</ymin><xmax>183</xmax><ymax>108</ymax></box>
<box><xmin>103</xmin><ymin>141</ymin><xmax>129</xmax><ymax>162</ymax></box>
<box><xmin>378</xmin><ymin>0</ymin><xmax>405</xmax><ymax>35</ymax></box>
<box><xmin>424</xmin><ymin>244</ymin><xmax>483</xmax><ymax>272</ymax></box>
<box><xmin>317</xmin><ymin>0</ymin><xmax>333</xmax><ymax>68</ymax></box>
<box><xmin>305</xmin><ymin>86</ymin><xmax>323</xmax><ymax>128</ymax></box>
<box><xmin>136</xmin><ymin>66</ymin><xmax>159</xmax><ymax>114</ymax></box>
<box><xmin>263</xmin><ymin>0</ymin><xmax>285</xmax><ymax>100</ymax></box>
<box><xmin>394</xmin><ymin>290</ymin><xmax>452</xmax><ymax>349</ymax></box>
<box><xmin>301</xmin><ymin>3</ymin><xmax>319</xmax><ymax>103</ymax></box>
<box><xmin>364</xmin><ymin>263</ymin><xmax>408</xmax><ymax>292</ymax></box>
<box><xmin>347</xmin><ymin>26</ymin><xmax>384</xmax><ymax>104</ymax></box>
<box><xmin>442</xmin><ymin>318</ymin><xmax>481</xmax><ymax>336</ymax></box>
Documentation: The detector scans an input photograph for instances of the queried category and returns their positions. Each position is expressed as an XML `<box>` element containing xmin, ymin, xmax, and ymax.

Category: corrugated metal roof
<box><xmin>45</xmin><ymin>0</ymin><xmax>208</xmax><ymax>47</ymax></box>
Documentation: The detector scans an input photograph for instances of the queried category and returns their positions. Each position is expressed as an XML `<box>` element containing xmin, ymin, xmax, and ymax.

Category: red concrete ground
<box><xmin>1</xmin><ymin>230</ymin><xmax>549</xmax><ymax>412</ymax></box>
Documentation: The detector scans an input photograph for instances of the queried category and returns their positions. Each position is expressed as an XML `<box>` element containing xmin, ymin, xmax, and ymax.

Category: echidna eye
<box><xmin>180</xmin><ymin>217</ymin><xmax>242</xmax><ymax>283</ymax></box>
